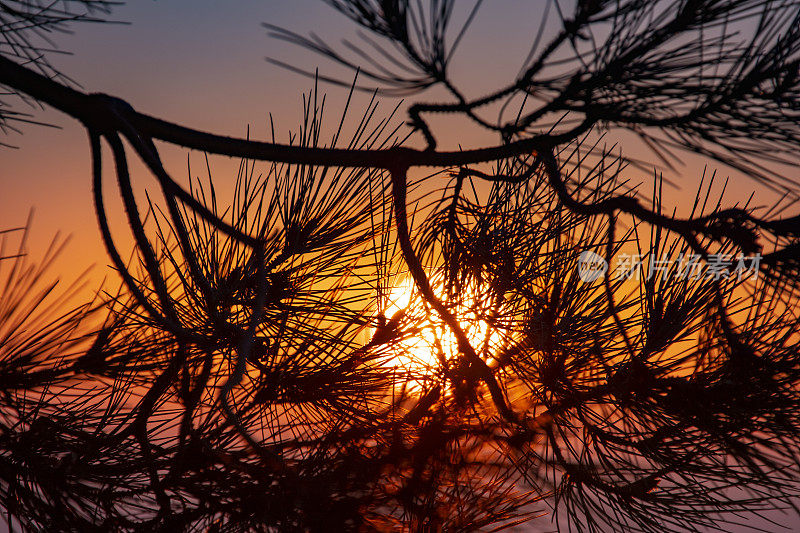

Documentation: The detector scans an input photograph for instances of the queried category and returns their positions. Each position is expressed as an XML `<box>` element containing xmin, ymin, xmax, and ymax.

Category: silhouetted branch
<box><xmin>2</xmin><ymin>2</ymin><xmax>800</xmax><ymax>531</ymax></box>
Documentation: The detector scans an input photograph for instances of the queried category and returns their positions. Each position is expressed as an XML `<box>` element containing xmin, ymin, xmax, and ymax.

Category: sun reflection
<box><xmin>377</xmin><ymin>275</ymin><xmax>504</xmax><ymax>391</ymax></box>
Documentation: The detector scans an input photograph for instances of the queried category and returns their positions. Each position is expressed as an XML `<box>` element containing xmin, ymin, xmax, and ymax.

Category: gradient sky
<box><xmin>1</xmin><ymin>0</ymin><xmax>786</xmax><ymax>287</ymax></box>
<box><xmin>0</xmin><ymin>2</ymin><xmax>797</xmax><ymax>531</ymax></box>
<box><xmin>1</xmin><ymin>0</ymin><xmax>554</xmax><ymax>283</ymax></box>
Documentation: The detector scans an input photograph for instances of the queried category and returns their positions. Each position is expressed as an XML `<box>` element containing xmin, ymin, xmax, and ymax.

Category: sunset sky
<box><xmin>0</xmin><ymin>0</ymin><xmax>788</xmax><ymax>288</ymax></box>
<box><xmin>1</xmin><ymin>3</ymin><xmax>798</xmax><ymax>532</ymax></box>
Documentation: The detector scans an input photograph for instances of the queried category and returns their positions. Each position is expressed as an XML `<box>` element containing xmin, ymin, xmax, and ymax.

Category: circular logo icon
<box><xmin>577</xmin><ymin>250</ymin><xmax>608</xmax><ymax>283</ymax></box>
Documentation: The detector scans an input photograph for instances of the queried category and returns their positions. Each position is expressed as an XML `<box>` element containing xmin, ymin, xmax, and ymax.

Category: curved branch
<box><xmin>389</xmin><ymin>164</ymin><xmax>518</xmax><ymax>424</ymax></box>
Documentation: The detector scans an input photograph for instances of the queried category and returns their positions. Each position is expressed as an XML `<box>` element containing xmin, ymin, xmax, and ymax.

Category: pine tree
<box><xmin>1</xmin><ymin>1</ymin><xmax>800</xmax><ymax>531</ymax></box>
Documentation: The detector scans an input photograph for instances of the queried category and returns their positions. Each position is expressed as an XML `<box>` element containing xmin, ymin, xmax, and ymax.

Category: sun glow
<box><xmin>378</xmin><ymin>275</ymin><xmax>504</xmax><ymax>390</ymax></box>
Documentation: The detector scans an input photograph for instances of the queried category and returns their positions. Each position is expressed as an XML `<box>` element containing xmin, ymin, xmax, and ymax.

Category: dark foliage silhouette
<box><xmin>1</xmin><ymin>1</ymin><xmax>800</xmax><ymax>531</ymax></box>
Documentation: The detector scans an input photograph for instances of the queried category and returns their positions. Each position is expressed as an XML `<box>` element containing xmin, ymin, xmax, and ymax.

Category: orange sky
<box><xmin>0</xmin><ymin>0</ymin><xmax>791</xmax><ymax>296</ymax></box>
<box><xmin>1</xmin><ymin>4</ymin><xmax>798</xmax><ymax>531</ymax></box>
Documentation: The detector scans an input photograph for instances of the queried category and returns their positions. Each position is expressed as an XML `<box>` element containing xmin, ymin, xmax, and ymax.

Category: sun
<box><xmin>377</xmin><ymin>274</ymin><xmax>503</xmax><ymax>391</ymax></box>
